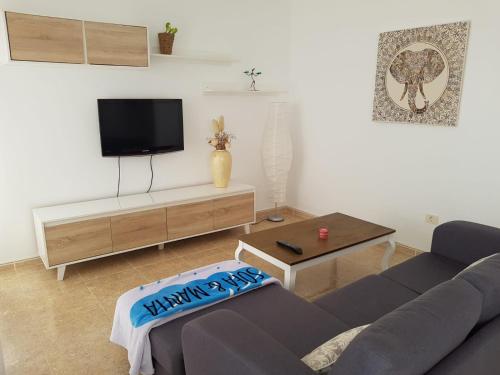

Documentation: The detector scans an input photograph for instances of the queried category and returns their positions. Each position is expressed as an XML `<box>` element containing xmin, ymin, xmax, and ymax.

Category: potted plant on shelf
<box><xmin>158</xmin><ymin>22</ymin><xmax>178</xmax><ymax>55</ymax></box>
<box><xmin>208</xmin><ymin>116</ymin><xmax>235</xmax><ymax>188</ymax></box>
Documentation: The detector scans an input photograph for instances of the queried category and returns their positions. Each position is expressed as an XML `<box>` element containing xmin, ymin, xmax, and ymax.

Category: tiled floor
<box><xmin>0</xmin><ymin>210</ymin><xmax>415</xmax><ymax>374</ymax></box>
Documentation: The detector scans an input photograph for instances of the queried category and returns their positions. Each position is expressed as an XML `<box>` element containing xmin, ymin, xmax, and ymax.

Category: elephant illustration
<box><xmin>389</xmin><ymin>48</ymin><xmax>446</xmax><ymax>115</ymax></box>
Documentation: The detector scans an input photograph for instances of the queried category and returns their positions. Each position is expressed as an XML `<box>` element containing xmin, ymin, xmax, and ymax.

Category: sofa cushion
<box><xmin>425</xmin><ymin>315</ymin><xmax>500</xmax><ymax>375</ymax></box>
<box><xmin>454</xmin><ymin>253</ymin><xmax>500</xmax><ymax>324</ymax></box>
<box><xmin>314</xmin><ymin>275</ymin><xmax>419</xmax><ymax>327</ymax></box>
<box><xmin>149</xmin><ymin>284</ymin><xmax>350</xmax><ymax>375</ymax></box>
<box><xmin>381</xmin><ymin>253</ymin><xmax>466</xmax><ymax>293</ymax></box>
<box><xmin>331</xmin><ymin>279</ymin><xmax>482</xmax><ymax>375</ymax></box>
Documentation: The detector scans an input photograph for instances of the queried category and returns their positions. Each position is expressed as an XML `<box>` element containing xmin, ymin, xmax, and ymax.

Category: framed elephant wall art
<box><xmin>372</xmin><ymin>21</ymin><xmax>470</xmax><ymax>126</ymax></box>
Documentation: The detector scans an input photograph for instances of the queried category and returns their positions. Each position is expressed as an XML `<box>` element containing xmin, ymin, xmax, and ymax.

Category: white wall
<box><xmin>0</xmin><ymin>0</ymin><xmax>290</xmax><ymax>263</ymax></box>
<box><xmin>289</xmin><ymin>0</ymin><xmax>500</xmax><ymax>251</ymax></box>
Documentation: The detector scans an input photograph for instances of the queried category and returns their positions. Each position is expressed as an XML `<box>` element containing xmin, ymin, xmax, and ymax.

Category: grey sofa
<box><xmin>150</xmin><ymin>221</ymin><xmax>500</xmax><ymax>375</ymax></box>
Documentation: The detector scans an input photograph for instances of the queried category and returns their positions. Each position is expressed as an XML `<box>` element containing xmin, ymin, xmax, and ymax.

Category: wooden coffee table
<box><xmin>235</xmin><ymin>213</ymin><xmax>396</xmax><ymax>291</ymax></box>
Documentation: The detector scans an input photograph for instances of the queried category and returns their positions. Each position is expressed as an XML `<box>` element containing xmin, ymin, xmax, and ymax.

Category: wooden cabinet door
<box><xmin>167</xmin><ymin>201</ymin><xmax>214</xmax><ymax>240</ymax></box>
<box><xmin>111</xmin><ymin>208</ymin><xmax>166</xmax><ymax>251</ymax></box>
<box><xmin>213</xmin><ymin>193</ymin><xmax>255</xmax><ymax>230</ymax></box>
<box><xmin>84</xmin><ymin>21</ymin><xmax>148</xmax><ymax>67</ymax></box>
<box><xmin>45</xmin><ymin>218</ymin><xmax>112</xmax><ymax>266</ymax></box>
<box><xmin>6</xmin><ymin>12</ymin><xmax>85</xmax><ymax>63</ymax></box>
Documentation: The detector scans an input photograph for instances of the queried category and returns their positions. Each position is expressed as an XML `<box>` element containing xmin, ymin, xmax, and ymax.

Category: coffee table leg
<box><xmin>284</xmin><ymin>268</ymin><xmax>296</xmax><ymax>291</ymax></box>
<box><xmin>235</xmin><ymin>242</ymin><xmax>244</xmax><ymax>261</ymax></box>
<box><xmin>381</xmin><ymin>239</ymin><xmax>396</xmax><ymax>271</ymax></box>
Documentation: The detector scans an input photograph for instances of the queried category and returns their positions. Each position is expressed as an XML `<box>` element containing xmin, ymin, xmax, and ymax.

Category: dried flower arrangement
<box><xmin>208</xmin><ymin>116</ymin><xmax>235</xmax><ymax>151</ymax></box>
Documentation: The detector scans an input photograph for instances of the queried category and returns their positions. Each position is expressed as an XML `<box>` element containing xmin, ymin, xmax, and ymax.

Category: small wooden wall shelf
<box><xmin>33</xmin><ymin>183</ymin><xmax>256</xmax><ymax>280</ymax></box>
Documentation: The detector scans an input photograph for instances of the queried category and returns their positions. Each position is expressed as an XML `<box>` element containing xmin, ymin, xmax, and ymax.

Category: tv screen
<box><xmin>98</xmin><ymin>99</ymin><xmax>184</xmax><ymax>157</ymax></box>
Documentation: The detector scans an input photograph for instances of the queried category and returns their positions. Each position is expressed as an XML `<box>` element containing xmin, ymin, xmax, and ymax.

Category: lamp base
<box><xmin>267</xmin><ymin>214</ymin><xmax>284</xmax><ymax>222</ymax></box>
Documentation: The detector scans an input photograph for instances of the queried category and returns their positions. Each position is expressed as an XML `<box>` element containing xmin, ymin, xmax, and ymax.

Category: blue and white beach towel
<box><xmin>110</xmin><ymin>260</ymin><xmax>280</xmax><ymax>375</ymax></box>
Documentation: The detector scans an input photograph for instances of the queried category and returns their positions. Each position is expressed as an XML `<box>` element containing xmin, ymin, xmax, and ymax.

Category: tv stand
<box><xmin>33</xmin><ymin>183</ymin><xmax>255</xmax><ymax>280</ymax></box>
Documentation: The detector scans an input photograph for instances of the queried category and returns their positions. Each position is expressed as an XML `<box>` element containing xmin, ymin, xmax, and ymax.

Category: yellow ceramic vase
<box><xmin>211</xmin><ymin>150</ymin><xmax>232</xmax><ymax>188</ymax></box>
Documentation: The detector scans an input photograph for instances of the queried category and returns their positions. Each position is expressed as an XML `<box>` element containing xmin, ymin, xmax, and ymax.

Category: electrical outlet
<box><xmin>425</xmin><ymin>214</ymin><xmax>439</xmax><ymax>225</ymax></box>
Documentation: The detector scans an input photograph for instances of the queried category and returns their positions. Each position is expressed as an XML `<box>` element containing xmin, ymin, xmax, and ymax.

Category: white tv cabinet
<box><xmin>33</xmin><ymin>183</ymin><xmax>256</xmax><ymax>280</ymax></box>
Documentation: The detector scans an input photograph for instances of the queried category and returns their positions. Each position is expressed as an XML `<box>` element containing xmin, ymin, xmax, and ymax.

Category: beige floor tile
<box><xmin>0</xmin><ymin>264</ymin><xmax>16</xmax><ymax>281</ymax></box>
<box><xmin>73</xmin><ymin>255</ymin><xmax>135</xmax><ymax>281</ymax></box>
<box><xmin>85</xmin><ymin>339</ymin><xmax>130</xmax><ymax>374</ymax></box>
<box><xmin>135</xmin><ymin>256</ymin><xmax>192</xmax><ymax>283</ymax></box>
<box><xmin>4</xmin><ymin>354</ymin><xmax>51</xmax><ymax>375</ymax></box>
<box><xmin>84</xmin><ymin>271</ymin><xmax>148</xmax><ymax>300</ymax></box>
<box><xmin>123</xmin><ymin>245</ymin><xmax>181</xmax><ymax>268</ymax></box>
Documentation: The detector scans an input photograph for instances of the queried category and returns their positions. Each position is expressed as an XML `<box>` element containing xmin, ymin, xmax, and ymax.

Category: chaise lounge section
<box><xmin>150</xmin><ymin>220</ymin><xmax>500</xmax><ymax>375</ymax></box>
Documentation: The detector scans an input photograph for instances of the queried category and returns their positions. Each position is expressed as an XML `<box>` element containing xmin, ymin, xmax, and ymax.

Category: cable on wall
<box><xmin>147</xmin><ymin>154</ymin><xmax>154</xmax><ymax>193</ymax></box>
<box><xmin>116</xmin><ymin>156</ymin><xmax>121</xmax><ymax>197</ymax></box>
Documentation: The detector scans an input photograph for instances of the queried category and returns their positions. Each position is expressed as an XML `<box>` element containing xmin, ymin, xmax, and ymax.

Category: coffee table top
<box><xmin>239</xmin><ymin>213</ymin><xmax>395</xmax><ymax>265</ymax></box>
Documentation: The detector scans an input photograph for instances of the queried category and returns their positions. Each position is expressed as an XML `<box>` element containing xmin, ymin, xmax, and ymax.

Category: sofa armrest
<box><xmin>182</xmin><ymin>309</ymin><xmax>315</xmax><ymax>375</ymax></box>
<box><xmin>431</xmin><ymin>221</ymin><xmax>500</xmax><ymax>265</ymax></box>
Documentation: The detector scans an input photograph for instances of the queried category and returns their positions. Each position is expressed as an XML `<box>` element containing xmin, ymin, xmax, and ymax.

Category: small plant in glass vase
<box><xmin>244</xmin><ymin>67</ymin><xmax>262</xmax><ymax>91</ymax></box>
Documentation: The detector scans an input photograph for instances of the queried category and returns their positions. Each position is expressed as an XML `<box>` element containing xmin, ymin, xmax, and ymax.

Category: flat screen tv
<box><xmin>98</xmin><ymin>99</ymin><xmax>184</xmax><ymax>157</ymax></box>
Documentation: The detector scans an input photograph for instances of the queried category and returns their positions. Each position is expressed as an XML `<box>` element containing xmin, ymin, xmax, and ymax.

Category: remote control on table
<box><xmin>276</xmin><ymin>240</ymin><xmax>303</xmax><ymax>255</ymax></box>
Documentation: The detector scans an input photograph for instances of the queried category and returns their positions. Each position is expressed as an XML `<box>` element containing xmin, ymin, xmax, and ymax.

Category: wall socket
<box><xmin>425</xmin><ymin>214</ymin><xmax>440</xmax><ymax>225</ymax></box>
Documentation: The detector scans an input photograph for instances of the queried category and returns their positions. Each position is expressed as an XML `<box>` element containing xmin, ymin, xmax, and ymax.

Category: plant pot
<box><xmin>158</xmin><ymin>32</ymin><xmax>175</xmax><ymax>55</ymax></box>
<box><xmin>211</xmin><ymin>150</ymin><xmax>232</xmax><ymax>188</ymax></box>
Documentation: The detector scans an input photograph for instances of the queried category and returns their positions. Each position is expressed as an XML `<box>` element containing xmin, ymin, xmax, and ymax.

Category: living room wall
<box><xmin>0</xmin><ymin>0</ymin><xmax>290</xmax><ymax>263</ymax></box>
<box><xmin>288</xmin><ymin>0</ymin><xmax>500</xmax><ymax>251</ymax></box>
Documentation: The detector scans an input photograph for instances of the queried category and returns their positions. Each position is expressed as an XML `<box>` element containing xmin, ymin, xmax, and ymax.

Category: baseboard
<box><xmin>0</xmin><ymin>255</ymin><xmax>41</xmax><ymax>268</ymax></box>
<box><xmin>256</xmin><ymin>205</ymin><xmax>315</xmax><ymax>220</ymax></box>
<box><xmin>396</xmin><ymin>243</ymin><xmax>425</xmax><ymax>256</ymax></box>
<box><xmin>282</xmin><ymin>206</ymin><xmax>315</xmax><ymax>219</ymax></box>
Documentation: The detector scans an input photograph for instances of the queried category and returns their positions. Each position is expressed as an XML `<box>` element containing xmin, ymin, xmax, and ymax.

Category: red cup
<box><xmin>319</xmin><ymin>227</ymin><xmax>329</xmax><ymax>240</ymax></box>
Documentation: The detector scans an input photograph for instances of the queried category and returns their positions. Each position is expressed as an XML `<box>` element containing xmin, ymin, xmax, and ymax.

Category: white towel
<box><xmin>110</xmin><ymin>260</ymin><xmax>280</xmax><ymax>375</ymax></box>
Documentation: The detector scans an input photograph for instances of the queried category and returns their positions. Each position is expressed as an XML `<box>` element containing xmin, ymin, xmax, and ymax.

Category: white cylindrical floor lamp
<box><xmin>262</xmin><ymin>101</ymin><xmax>293</xmax><ymax>222</ymax></box>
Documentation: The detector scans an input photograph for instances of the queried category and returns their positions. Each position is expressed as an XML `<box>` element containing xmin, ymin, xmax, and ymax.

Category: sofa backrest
<box><xmin>330</xmin><ymin>279</ymin><xmax>482</xmax><ymax>375</ymax></box>
<box><xmin>454</xmin><ymin>253</ymin><xmax>500</xmax><ymax>324</ymax></box>
<box><xmin>431</xmin><ymin>221</ymin><xmax>500</xmax><ymax>265</ymax></box>
<box><xmin>425</xmin><ymin>315</ymin><xmax>500</xmax><ymax>375</ymax></box>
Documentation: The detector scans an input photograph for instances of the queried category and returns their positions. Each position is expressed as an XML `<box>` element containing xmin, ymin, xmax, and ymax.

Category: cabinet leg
<box><xmin>158</xmin><ymin>243</ymin><xmax>165</xmax><ymax>250</ymax></box>
<box><xmin>57</xmin><ymin>266</ymin><xmax>66</xmax><ymax>281</ymax></box>
<box><xmin>244</xmin><ymin>224</ymin><xmax>251</xmax><ymax>234</ymax></box>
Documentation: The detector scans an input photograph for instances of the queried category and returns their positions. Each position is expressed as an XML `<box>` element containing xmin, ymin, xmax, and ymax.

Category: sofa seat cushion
<box><xmin>149</xmin><ymin>284</ymin><xmax>349</xmax><ymax>375</ymax></box>
<box><xmin>381</xmin><ymin>253</ymin><xmax>466</xmax><ymax>293</ymax></box>
<box><xmin>454</xmin><ymin>253</ymin><xmax>500</xmax><ymax>324</ymax></box>
<box><xmin>425</xmin><ymin>315</ymin><xmax>500</xmax><ymax>375</ymax></box>
<box><xmin>314</xmin><ymin>275</ymin><xmax>419</xmax><ymax>327</ymax></box>
<box><xmin>331</xmin><ymin>279</ymin><xmax>483</xmax><ymax>375</ymax></box>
